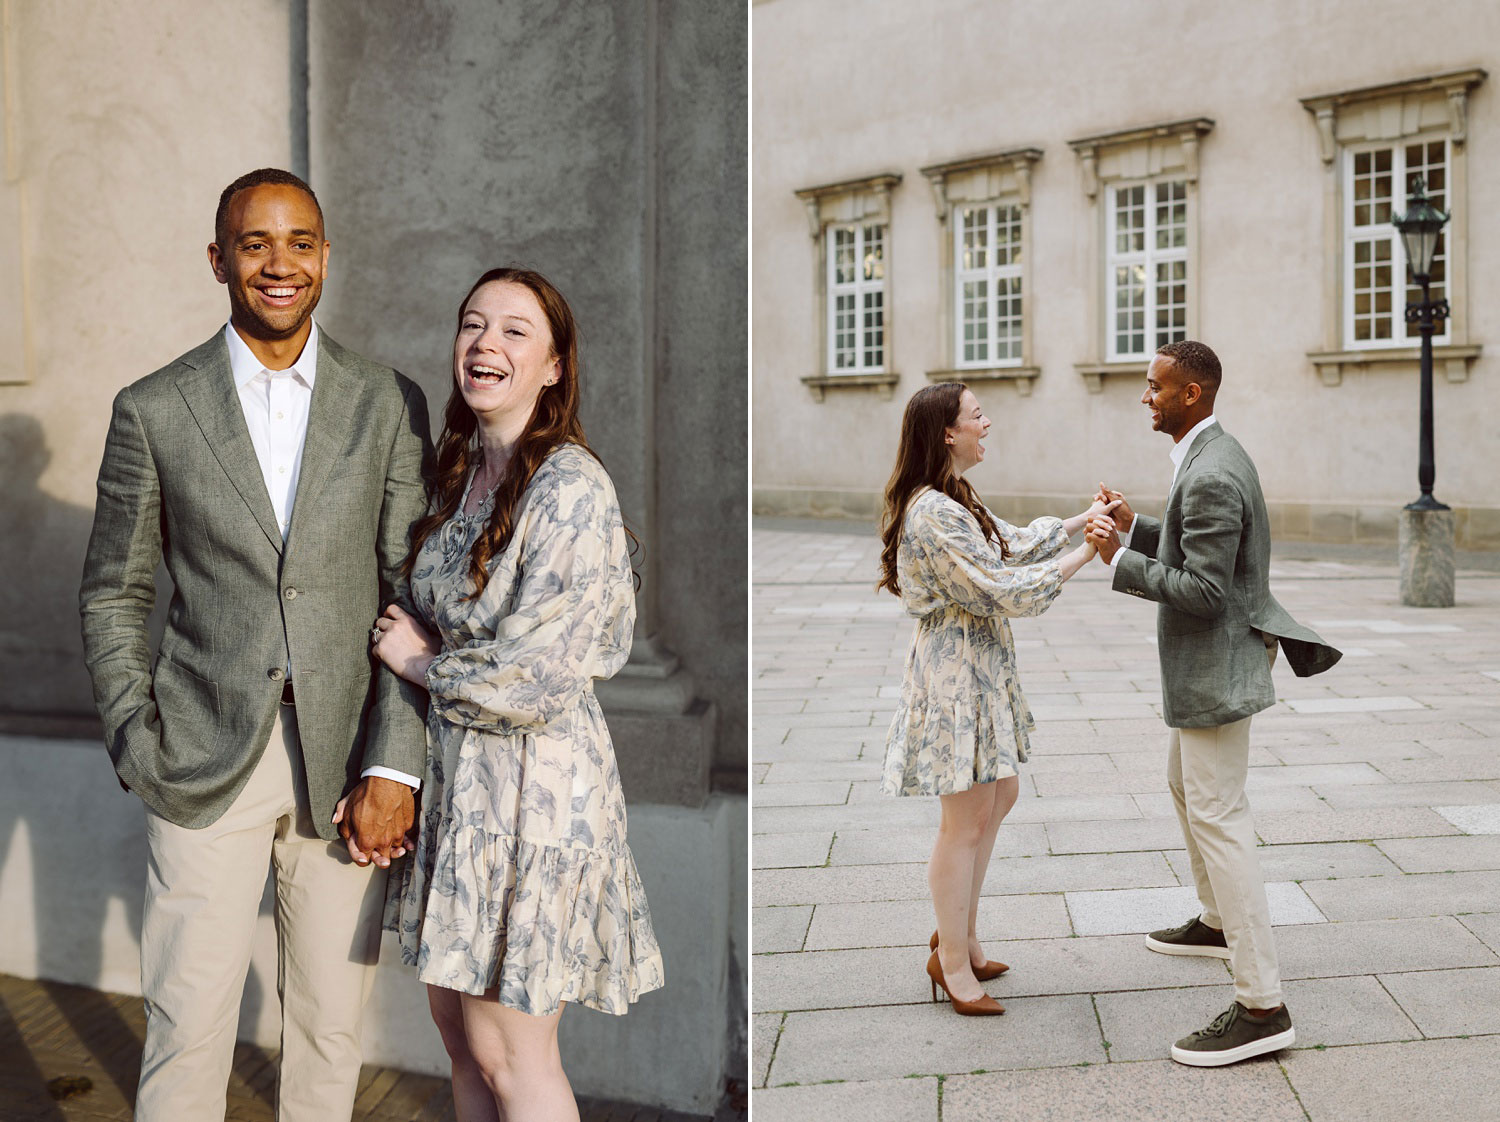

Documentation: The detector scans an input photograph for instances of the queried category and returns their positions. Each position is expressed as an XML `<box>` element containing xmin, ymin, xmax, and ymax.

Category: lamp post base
<box><xmin>1398</xmin><ymin>507</ymin><xmax>1456</xmax><ymax>607</ymax></box>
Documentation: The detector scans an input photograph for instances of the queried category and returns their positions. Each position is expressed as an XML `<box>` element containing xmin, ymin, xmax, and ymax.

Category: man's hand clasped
<box><xmin>329</xmin><ymin>603</ymin><xmax>443</xmax><ymax>868</ymax></box>
<box><xmin>1086</xmin><ymin>482</ymin><xmax>1134</xmax><ymax>565</ymax></box>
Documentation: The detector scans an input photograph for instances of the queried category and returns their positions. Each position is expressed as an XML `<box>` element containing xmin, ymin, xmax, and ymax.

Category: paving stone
<box><xmin>1266</xmin><ymin>738</ymin><xmax>1432</xmax><ymax>765</ymax></box>
<box><xmin>1436</xmin><ymin>803</ymin><xmax>1500</xmax><ymax>834</ymax></box>
<box><xmin>803</xmin><ymin>894</ymin><xmax>1072</xmax><ymax>951</ymax></box>
<box><xmin>1281</xmin><ymin>1037</ymin><xmax>1500</xmax><ymax>1122</ymax></box>
<box><xmin>1457</xmin><ymin>913</ymin><xmax>1500</xmax><ymax>955</ymax></box>
<box><xmin>1315</xmin><ymin>780</ymin><xmax>1500</xmax><ymax>810</ymax></box>
<box><xmin>942</xmin><ymin>1058</ymin><xmax>1306</xmax><ymax>1122</ymax></box>
<box><xmin>1373</xmin><ymin>755</ymin><xmax>1500</xmax><ymax>782</ymax></box>
<box><xmin>753</xmin><ymin>907</ymin><xmax>812</xmax><ymax>953</ymax></box>
<box><xmin>751</xmin><ymin>832</ymin><xmax>833</xmax><ymax>869</ymax></box>
<box><xmin>1247</xmin><ymin>762</ymin><xmax>1386</xmax><ymax>787</ymax></box>
<box><xmin>750</xmin><ymin>799</ymin><xmax>937</xmax><ymax>835</ymax></box>
<box><xmin>759</xmin><ymin>761</ymin><xmax>882</xmax><ymax>784</ymax></box>
<box><xmin>1164</xmin><ymin>840</ymin><xmax>1401</xmax><ymax>884</ymax></box>
<box><xmin>1378</xmin><ymin>966</ymin><xmax>1500</xmax><ymax>1036</ymax></box>
<box><xmin>828</xmin><ymin>823</ymin><xmax>1048</xmax><ymax>865</ymax></box>
<box><xmin>751</xmin><ymin>1013</ymin><xmax>781</xmax><ymax>1088</ymax></box>
<box><xmin>1095</xmin><ymin>974</ymin><xmax>1419</xmax><ymax>1063</ymax></box>
<box><xmin>767</xmin><ymin>996</ymin><xmax>1105</xmax><ymax>1085</ymax></box>
<box><xmin>1004</xmin><ymin>794</ymin><xmax>1145</xmax><ymax>823</ymax></box>
<box><xmin>751</xmin><ymin>781</ymin><xmax>851</xmax><ymax>808</ymax></box>
<box><xmin>1375</xmin><ymin>835</ymin><xmax>1500</xmax><ymax>873</ymax></box>
<box><xmin>1065</xmin><ymin>882</ymin><xmax>1325</xmax><ymax>936</ymax></box>
<box><xmin>753</xmin><ymin>864</ymin><xmax>932</xmax><ymax>908</ymax></box>
<box><xmin>1284</xmin><ymin>696</ymin><xmax>1425</xmax><ymax>713</ymax></box>
<box><xmin>1254</xmin><ymin>807</ymin><xmax>1461</xmax><ymax>844</ymax></box>
<box><xmin>1045</xmin><ymin>818</ymin><xmax>1188</xmax><ymax>854</ymax></box>
<box><xmin>1301</xmin><ymin>871</ymin><xmax>1500</xmax><ymax>922</ymax></box>
<box><xmin>1275</xmin><ymin>916</ymin><xmax>1498</xmax><ymax>978</ymax></box>
<box><xmin>977</xmin><ymin>852</ymin><xmax>1177</xmax><ymax>895</ymax></box>
<box><xmin>751</xmin><ymin>1077</ymin><xmax>938</xmax><ymax>1122</ymax></box>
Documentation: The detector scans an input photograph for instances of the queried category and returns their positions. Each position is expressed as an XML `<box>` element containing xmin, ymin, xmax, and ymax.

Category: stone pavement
<box><xmin>0</xmin><ymin>973</ymin><xmax>732</xmax><ymax>1121</ymax></box>
<box><xmin>751</xmin><ymin>520</ymin><xmax>1500</xmax><ymax>1122</ymax></box>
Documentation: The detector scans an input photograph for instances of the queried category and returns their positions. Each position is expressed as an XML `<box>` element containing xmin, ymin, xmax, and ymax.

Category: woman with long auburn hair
<box><xmin>366</xmin><ymin>267</ymin><xmax>664</xmax><ymax>1120</ymax></box>
<box><xmin>879</xmin><ymin>382</ymin><xmax>1113</xmax><ymax>1016</ymax></box>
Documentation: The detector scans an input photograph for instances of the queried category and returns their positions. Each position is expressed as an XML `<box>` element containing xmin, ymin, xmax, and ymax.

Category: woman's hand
<box><xmin>1062</xmin><ymin>495</ymin><xmax>1121</xmax><ymax>537</ymax></box>
<box><xmin>371</xmin><ymin>603</ymin><xmax>439</xmax><ymax>687</ymax></box>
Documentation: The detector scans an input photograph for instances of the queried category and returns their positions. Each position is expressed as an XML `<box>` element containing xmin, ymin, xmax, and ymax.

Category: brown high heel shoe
<box><xmin>925</xmin><ymin>951</ymin><xmax>1005</xmax><ymax>1016</ymax></box>
<box><xmin>929</xmin><ymin>930</ymin><xmax>1009</xmax><ymax>980</ymax></box>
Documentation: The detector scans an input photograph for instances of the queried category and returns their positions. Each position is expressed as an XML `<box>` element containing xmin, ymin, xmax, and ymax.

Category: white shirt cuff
<box><xmin>1109</xmin><ymin>548</ymin><xmax>1125</xmax><ymax>569</ymax></box>
<box><xmin>1118</xmin><ymin>522</ymin><xmax>1134</xmax><ymax>549</ymax></box>
<box><xmin>361</xmin><ymin>765</ymin><xmax>421</xmax><ymax>790</ymax></box>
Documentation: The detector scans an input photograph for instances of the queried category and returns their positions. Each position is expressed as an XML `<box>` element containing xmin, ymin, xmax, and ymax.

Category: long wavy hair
<box><xmin>877</xmin><ymin>382</ymin><xmax>1007</xmax><ymax>596</ymax></box>
<box><xmin>402</xmin><ymin>267</ymin><xmax>604</xmax><ymax>599</ymax></box>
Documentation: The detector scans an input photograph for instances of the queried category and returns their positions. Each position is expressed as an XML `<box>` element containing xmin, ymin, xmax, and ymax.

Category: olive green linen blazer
<box><xmin>79</xmin><ymin>329</ymin><xmax>432</xmax><ymax>839</ymax></box>
<box><xmin>1113</xmin><ymin>423</ymin><xmax>1341</xmax><ymax>729</ymax></box>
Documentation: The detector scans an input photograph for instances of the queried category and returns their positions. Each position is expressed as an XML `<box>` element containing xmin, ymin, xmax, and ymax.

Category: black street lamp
<box><xmin>1390</xmin><ymin>176</ymin><xmax>1451</xmax><ymax>512</ymax></box>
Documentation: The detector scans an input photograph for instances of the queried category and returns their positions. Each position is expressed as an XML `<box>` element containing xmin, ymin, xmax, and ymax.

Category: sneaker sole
<box><xmin>1144</xmin><ymin>933</ymin><xmax>1231</xmax><ymax>959</ymax></box>
<box><xmin>1170</xmin><ymin>1027</ymin><xmax>1296</xmax><ymax>1067</ymax></box>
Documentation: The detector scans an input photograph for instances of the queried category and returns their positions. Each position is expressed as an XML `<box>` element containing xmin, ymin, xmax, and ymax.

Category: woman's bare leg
<box><xmin>928</xmin><ymin>780</ymin><xmax>996</xmax><ymax>1002</ymax></box>
<box><xmin>426</xmin><ymin>985</ymin><xmax>502</xmax><ymax>1122</ymax></box>
<box><xmin>460</xmin><ymin>992</ymin><xmax>577</xmax><ymax>1122</ymax></box>
<box><xmin>963</xmin><ymin>774</ymin><xmax>1019</xmax><ymax>966</ymax></box>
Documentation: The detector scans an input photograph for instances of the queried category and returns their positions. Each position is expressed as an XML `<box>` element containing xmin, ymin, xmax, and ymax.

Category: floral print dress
<box><xmin>385</xmin><ymin>443</ymin><xmax>665</xmax><ymax>1015</ymax></box>
<box><xmin>881</xmin><ymin>487</ymin><xmax>1069</xmax><ymax>797</ymax></box>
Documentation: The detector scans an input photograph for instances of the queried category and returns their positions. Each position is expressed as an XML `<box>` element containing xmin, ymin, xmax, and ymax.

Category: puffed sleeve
<box><xmin>423</xmin><ymin>455</ymin><xmax>634</xmax><ymax>733</ymax></box>
<box><xmin>911</xmin><ymin>497</ymin><xmax>1064</xmax><ymax>619</ymax></box>
<box><xmin>988</xmin><ymin>508</ymin><xmax>1069</xmax><ymax>565</ymax></box>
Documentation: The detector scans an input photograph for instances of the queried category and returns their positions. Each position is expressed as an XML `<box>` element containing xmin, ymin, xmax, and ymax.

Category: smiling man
<box><xmin>79</xmin><ymin>168</ymin><xmax>431</xmax><ymax>1121</ymax></box>
<box><xmin>1086</xmin><ymin>340</ymin><xmax>1340</xmax><ymax>1068</ymax></box>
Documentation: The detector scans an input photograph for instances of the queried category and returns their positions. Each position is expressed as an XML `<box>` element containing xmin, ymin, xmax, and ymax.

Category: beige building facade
<box><xmin>753</xmin><ymin>0</ymin><xmax>1500</xmax><ymax>549</ymax></box>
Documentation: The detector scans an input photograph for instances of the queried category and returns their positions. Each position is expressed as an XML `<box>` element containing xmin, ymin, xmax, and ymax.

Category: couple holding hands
<box><xmin>878</xmin><ymin>340</ymin><xmax>1340</xmax><ymax>1066</ymax></box>
<box><xmin>79</xmin><ymin>168</ymin><xmax>662</xmax><ymax>1122</ymax></box>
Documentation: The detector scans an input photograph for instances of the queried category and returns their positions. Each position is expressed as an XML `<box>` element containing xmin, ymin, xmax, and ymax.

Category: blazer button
<box><xmin>268</xmin><ymin>668</ymin><xmax>285</xmax><ymax>681</ymax></box>
<box><xmin>284</xmin><ymin>587</ymin><xmax>298</xmax><ymax>600</ymax></box>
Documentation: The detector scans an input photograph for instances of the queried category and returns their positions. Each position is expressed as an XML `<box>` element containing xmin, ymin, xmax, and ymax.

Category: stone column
<box><xmin>1399</xmin><ymin>508</ymin><xmax>1456</xmax><ymax>607</ymax></box>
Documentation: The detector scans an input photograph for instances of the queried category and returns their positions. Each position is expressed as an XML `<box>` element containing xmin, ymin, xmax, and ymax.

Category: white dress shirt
<box><xmin>1110</xmin><ymin>414</ymin><xmax>1218</xmax><ymax>569</ymax></box>
<box><xmin>225</xmin><ymin>322</ymin><xmax>420</xmax><ymax>791</ymax></box>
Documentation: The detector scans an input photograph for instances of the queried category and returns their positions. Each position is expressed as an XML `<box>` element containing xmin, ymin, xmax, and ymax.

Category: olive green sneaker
<box><xmin>1145</xmin><ymin>916</ymin><xmax>1230</xmax><ymax>959</ymax></box>
<box><xmin>1170</xmin><ymin>1002</ymin><xmax>1295</xmax><ymax>1066</ymax></box>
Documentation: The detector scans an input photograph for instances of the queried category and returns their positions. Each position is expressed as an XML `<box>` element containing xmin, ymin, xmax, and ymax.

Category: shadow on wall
<box><xmin>0</xmin><ymin>413</ymin><xmax>279</xmax><ymax>1112</ymax></box>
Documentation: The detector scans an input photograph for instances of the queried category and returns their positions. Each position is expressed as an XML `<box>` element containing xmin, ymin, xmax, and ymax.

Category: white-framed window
<box><xmin>954</xmin><ymin>202</ymin><xmax>1023</xmax><ymax>368</ymax></box>
<box><xmin>919</xmin><ymin>147</ymin><xmax>1041</xmax><ymax>392</ymax></box>
<box><xmin>1343</xmin><ymin>137</ymin><xmax>1449</xmax><ymax>349</ymax></box>
<box><xmin>1068</xmin><ymin>118</ymin><xmax>1211</xmax><ymax>392</ymax></box>
<box><xmin>827</xmin><ymin>222</ymin><xmax>887</xmax><ymax>372</ymax></box>
<box><xmin>1105</xmin><ymin>179</ymin><xmax>1188</xmax><ymax>360</ymax></box>
<box><xmin>793</xmin><ymin>172</ymin><xmax>901</xmax><ymax>399</ymax></box>
<box><xmin>1301</xmin><ymin>68</ymin><xmax>1484</xmax><ymax>385</ymax></box>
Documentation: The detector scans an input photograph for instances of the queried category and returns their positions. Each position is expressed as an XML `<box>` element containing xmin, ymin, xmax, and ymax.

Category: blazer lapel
<box><xmin>288</xmin><ymin>334</ymin><xmax>361</xmax><ymax>536</ymax></box>
<box><xmin>174</xmin><ymin>334</ymin><xmax>285</xmax><ymax>553</ymax></box>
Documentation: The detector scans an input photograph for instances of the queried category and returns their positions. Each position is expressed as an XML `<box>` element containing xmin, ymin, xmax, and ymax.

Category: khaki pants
<box><xmin>1166</xmin><ymin>647</ymin><xmax>1282</xmax><ymax>1008</ymax></box>
<box><xmin>135</xmin><ymin>704</ymin><xmax>386</xmax><ymax>1122</ymax></box>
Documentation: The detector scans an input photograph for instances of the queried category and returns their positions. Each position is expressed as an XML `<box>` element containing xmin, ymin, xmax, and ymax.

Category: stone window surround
<box><xmin>919</xmin><ymin>147</ymin><xmax>1043</xmax><ymax>396</ymax></box>
<box><xmin>1068</xmin><ymin>117</ymin><xmax>1214</xmax><ymax>393</ymax></box>
<box><xmin>1301</xmin><ymin>68</ymin><xmax>1487</xmax><ymax>387</ymax></box>
<box><xmin>1</xmin><ymin>8</ymin><xmax>30</xmax><ymax>387</ymax></box>
<box><xmin>793</xmin><ymin>172</ymin><xmax>902</xmax><ymax>401</ymax></box>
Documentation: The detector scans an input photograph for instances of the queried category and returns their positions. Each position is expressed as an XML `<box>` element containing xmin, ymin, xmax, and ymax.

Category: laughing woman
<box><xmin>370</xmin><ymin>267</ymin><xmax>664</xmax><ymax>1121</ymax></box>
<box><xmin>878</xmin><ymin>382</ymin><xmax>1112</xmax><ymax>1017</ymax></box>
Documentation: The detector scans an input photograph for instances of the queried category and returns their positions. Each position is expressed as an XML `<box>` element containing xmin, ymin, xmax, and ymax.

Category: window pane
<box><xmin>863</xmin><ymin>225</ymin><xmax>885</xmax><ymax>281</ymax></box>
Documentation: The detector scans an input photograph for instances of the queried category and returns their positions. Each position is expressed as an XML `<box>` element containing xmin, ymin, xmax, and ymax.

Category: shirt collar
<box><xmin>1169</xmin><ymin>414</ymin><xmax>1217</xmax><ymax>473</ymax></box>
<box><xmin>224</xmin><ymin>319</ymin><xmax>319</xmax><ymax>390</ymax></box>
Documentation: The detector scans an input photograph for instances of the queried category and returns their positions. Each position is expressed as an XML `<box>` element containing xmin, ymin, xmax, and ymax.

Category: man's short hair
<box><xmin>214</xmin><ymin>168</ymin><xmax>323</xmax><ymax>246</ymax></box>
<box><xmin>1156</xmin><ymin>339</ymin><xmax>1221</xmax><ymax>394</ymax></box>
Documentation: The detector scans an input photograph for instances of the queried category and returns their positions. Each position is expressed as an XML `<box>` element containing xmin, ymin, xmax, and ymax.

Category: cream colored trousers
<box><xmin>1166</xmin><ymin>649</ymin><xmax>1282</xmax><ymax>1009</ymax></box>
<box><xmin>135</xmin><ymin>703</ymin><xmax>387</xmax><ymax>1122</ymax></box>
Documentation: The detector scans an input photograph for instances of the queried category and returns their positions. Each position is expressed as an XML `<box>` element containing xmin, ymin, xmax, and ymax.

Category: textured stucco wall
<box><xmin>0</xmin><ymin>0</ymin><xmax>295</xmax><ymax>718</ymax></box>
<box><xmin>752</xmin><ymin>0</ymin><xmax>1500</xmax><ymax>540</ymax></box>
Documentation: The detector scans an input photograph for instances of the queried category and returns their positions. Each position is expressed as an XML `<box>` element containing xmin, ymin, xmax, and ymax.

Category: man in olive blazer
<box><xmin>79</xmin><ymin>169</ymin><xmax>430</xmax><ymax>1121</ymax></box>
<box><xmin>1089</xmin><ymin>340</ymin><xmax>1339</xmax><ymax>1069</ymax></box>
